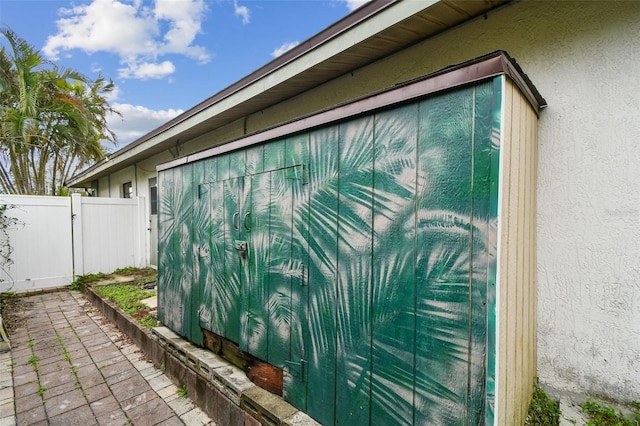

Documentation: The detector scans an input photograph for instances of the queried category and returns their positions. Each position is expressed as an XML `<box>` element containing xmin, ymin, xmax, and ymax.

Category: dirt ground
<box><xmin>1</xmin><ymin>294</ymin><xmax>32</xmax><ymax>334</ymax></box>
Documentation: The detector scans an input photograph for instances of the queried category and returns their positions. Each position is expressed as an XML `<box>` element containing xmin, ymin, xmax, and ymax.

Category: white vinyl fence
<box><xmin>0</xmin><ymin>194</ymin><xmax>147</xmax><ymax>293</ymax></box>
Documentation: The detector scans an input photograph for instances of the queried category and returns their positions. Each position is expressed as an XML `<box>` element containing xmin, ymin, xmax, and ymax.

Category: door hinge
<box><xmin>300</xmin><ymin>262</ymin><xmax>307</xmax><ymax>286</ymax></box>
<box><xmin>284</xmin><ymin>359</ymin><xmax>307</xmax><ymax>381</ymax></box>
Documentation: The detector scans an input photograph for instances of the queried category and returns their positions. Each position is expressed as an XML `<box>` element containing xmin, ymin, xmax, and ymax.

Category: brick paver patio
<box><xmin>3</xmin><ymin>290</ymin><xmax>214</xmax><ymax>425</ymax></box>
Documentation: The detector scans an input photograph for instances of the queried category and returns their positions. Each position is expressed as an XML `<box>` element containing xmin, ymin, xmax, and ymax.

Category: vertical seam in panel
<box><xmin>368</xmin><ymin>114</ymin><xmax>376</xmax><ymax>425</ymax></box>
<box><xmin>304</xmin><ymin>133</ymin><xmax>311</xmax><ymax>409</ymax></box>
<box><xmin>333</xmin><ymin>126</ymin><xmax>341</xmax><ymax>426</ymax></box>
<box><xmin>287</xmin><ymin>168</ymin><xmax>293</xmax><ymax>363</ymax></box>
<box><xmin>467</xmin><ymin>86</ymin><xmax>477</xmax><ymax>425</ymax></box>
<box><xmin>412</xmin><ymin>101</ymin><xmax>420</xmax><ymax>426</ymax></box>
<box><xmin>267</xmin><ymin>172</ymin><xmax>273</xmax><ymax>362</ymax></box>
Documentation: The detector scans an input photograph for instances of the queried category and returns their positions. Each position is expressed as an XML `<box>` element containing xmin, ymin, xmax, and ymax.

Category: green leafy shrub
<box><xmin>93</xmin><ymin>284</ymin><xmax>154</xmax><ymax>317</ymax></box>
<box><xmin>177</xmin><ymin>385</ymin><xmax>188</xmax><ymax>398</ymax></box>
<box><xmin>526</xmin><ymin>384</ymin><xmax>561</xmax><ymax>425</ymax></box>
<box><xmin>138</xmin><ymin>314</ymin><xmax>158</xmax><ymax>330</ymax></box>
<box><xmin>69</xmin><ymin>272</ymin><xmax>105</xmax><ymax>291</ymax></box>
<box><xmin>581</xmin><ymin>399</ymin><xmax>638</xmax><ymax>426</ymax></box>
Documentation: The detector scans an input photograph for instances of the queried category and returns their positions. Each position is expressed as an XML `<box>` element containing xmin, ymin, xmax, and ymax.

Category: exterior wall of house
<box><xmin>94</xmin><ymin>0</ymin><xmax>639</xmax><ymax>402</ymax></box>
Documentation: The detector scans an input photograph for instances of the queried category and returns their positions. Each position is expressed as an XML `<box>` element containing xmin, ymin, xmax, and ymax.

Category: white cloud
<box><xmin>271</xmin><ymin>41</ymin><xmax>299</xmax><ymax>58</ymax></box>
<box><xmin>43</xmin><ymin>0</ymin><xmax>210</xmax><ymax>80</ymax></box>
<box><xmin>118</xmin><ymin>60</ymin><xmax>176</xmax><ymax>80</ymax></box>
<box><xmin>234</xmin><ymin>0</ymin><xmax>250</xmax><ymax>24</ymax></box>
<box><xmin>341</xmin><ymin>0</ymin><xmax>370</xmax><ymax>11</ymax></box>
<box><xmin>107</xmin><ymin>103</ymin><xmax>184</xmax><ymax>145</ymax></box>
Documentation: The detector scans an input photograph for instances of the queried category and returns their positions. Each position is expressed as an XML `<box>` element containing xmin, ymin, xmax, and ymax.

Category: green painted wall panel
<box><xmin>158</xmin><ymin>164</ymin><xmax>196</xmax><ymax>340</ymax></box>
<box><xmin>201</xmin><ymin>180</ymin><xmax>227</xmax><ymax>336</ymax></box>
<box><xmin>415</xmin><ymin>88</ymin><xmax>474</xmax><ymax>424</ymax></box>
<box><xmin>245</xmin><ymin>145</ymin><xmax>264</xmax><ymax>176</ymax></box>
<box><xmin>157</xmin><ymin>167</ymin><xmax>173</xmax><ymax>330</ymax></box>
<box><xmin>264</xmin><ymin>139</ymin><xmax>286</xmax><ymax>171</ymax></box>
<box><xmin>217</xmin><ymin>154</ymin><xmax>230</xmax><ymax>182</ymax></box>
<box><xmin>244</xmin><ymin>172</ymin><xmax>270</xmax><ymax>357</ymax></box>
<box><xmin>204</xmin><ymin>157</ymin><xmax>217</xmax><ymax>183</ymax></box>
<box><xmin>470</xmin><ymin>82</ymin><xmax>497</xmax><ymax>425</ymax></box>
<box><xmin>305</xmin><ymin>125</ymin><xmax>340</xmax><ymax>426</ymax></box>
<box><xmin>229</xmin><ymin>150</ymin><xmax>246</xmax><ymax>179</ymax></box>
<box><xmin>158</xmin><ymin>78</ymin><xmax>502</xmax><ymax>425</ymax></box>
<box><xmin>370</xmin><ymin>104</ymin><xmax>418</xmax><ymax>426</ymax></box>
<box><xmin>334</xmin><ymin>117</ymin><xmax>374</xmax><ymax>425</ymax></box>
<box><xmin>485</xmin><ymin>76</ymin><xmax>504</xmax><ymax>425</ymax></box>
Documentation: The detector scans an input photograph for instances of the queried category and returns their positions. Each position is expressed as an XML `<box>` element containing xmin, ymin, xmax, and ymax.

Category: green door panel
<box><xmin>199</xmin><ymin>181</ymin><xmax>227</xmax><ymax>337</ymax></box>
<box><xmin>222</xmin><ymin>177</ymin><xmax>243</xmax><ymax>344</ymax></box>
<box><xmin>190</xmin><ymin>160</ymin><xmax>208</xmax><ymax>346</ymax></box>
<box><xmin>243</xmin><ymin>172</ymin><xmax>267</xmax><ymax>356</ymax></box>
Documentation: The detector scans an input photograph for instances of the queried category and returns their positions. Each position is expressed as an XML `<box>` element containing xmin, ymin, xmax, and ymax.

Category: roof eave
<box><xmin>66</xmin><ymin>0</ymin><xmax>511</xmax><ymax>187</ymax></box>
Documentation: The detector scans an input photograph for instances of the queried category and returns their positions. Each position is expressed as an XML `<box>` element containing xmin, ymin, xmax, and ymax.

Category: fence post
<box><xmin>135</xmin><ymin>196</ymin><xmax>147</xmax><ymax>268</ymax></box>
<box><xmin>71</xmin><ymin>193</ymin><xmax>84</xmax><ymax>277</ymax></box>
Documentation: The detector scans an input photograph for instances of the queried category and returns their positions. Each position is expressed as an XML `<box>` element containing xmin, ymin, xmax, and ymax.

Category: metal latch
<box><xmin>284</xmin><ymin>359</ymin><xmax>307</xmax><ymax>381</ymax></box>
<box><xmin>234</xmin><ymin>240</ymin><xmax>248</xmax><ymax>259</ymax></box>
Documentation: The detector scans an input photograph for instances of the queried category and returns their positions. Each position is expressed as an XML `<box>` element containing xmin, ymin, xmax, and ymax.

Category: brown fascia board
<box><xmin>158</xmin><ymin>50</ymin><xmax>546</xmax><ymax>172</ymax></box>
<box><xmin>65</xmin><ymin>0</ymin><xmax>398</xmax><ymax>186</ymax></box>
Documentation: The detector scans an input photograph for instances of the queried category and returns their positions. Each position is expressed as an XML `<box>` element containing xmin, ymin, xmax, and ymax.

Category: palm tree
<box><xmin>0</xmin><ymin>26</ymin><xmax>118</xmax><ymax>195</ymax></box>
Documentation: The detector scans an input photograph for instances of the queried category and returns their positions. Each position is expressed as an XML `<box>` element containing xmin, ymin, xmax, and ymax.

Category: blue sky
<box><xmin>0</xmin><ymin>0</ymin><xmax>366</xmax><ymax>149</ymax></box>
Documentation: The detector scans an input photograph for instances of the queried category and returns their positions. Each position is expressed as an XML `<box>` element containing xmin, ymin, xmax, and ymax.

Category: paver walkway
<box><xmin>4</xmin><ymin>290</ymin><xmax>215</xmax><ymax>425</ymax></box>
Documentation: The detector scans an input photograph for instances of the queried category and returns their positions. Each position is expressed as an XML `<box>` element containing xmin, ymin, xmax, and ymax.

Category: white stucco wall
<box><xmin>527</xmin><ymin>4</ymin><xmax>640</xmax><ymax>401</ymax></box>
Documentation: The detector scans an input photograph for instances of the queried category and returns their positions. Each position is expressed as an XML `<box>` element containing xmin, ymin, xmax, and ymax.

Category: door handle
<box><xmin>233</xmin><ymin>211</ymin><xmax>239</xmax><ymax>230</ymax></box>
<box><xmin>243</xmin><ymin>211</ymin><xmax>251</xmax><ymax>230</ymax></box>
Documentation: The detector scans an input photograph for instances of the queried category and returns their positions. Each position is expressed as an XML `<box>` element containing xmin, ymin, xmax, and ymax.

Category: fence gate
<box><xmin>0</xmin><ymin>194</ymin><xmax>147</xmax><ymax>293</ymax></box>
